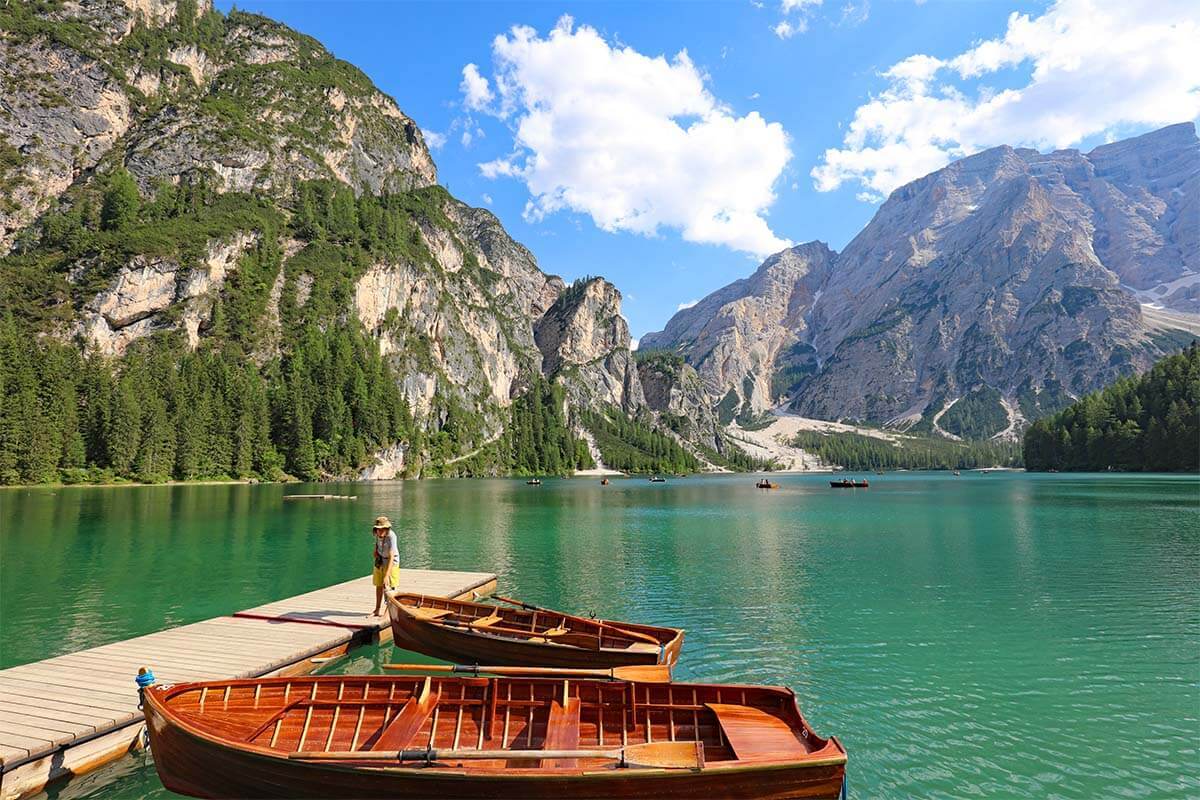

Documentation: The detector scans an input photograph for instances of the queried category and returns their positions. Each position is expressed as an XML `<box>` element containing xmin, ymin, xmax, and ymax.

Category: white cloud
<box><xmin>630</xmin><ymin>338</ymin><xmax>640</xmax><ymax>351</ymax></box>
<box><xmin>677</xmin><ymin>299</ymin><xmax>699</xmax><ymax>311</ymax></box>
<box><xmin>460</xmin><ymin>63</ymin><xmax>494</xmax><ymax>111</ymax></box>
<box><xmin>422</xmin><ymin>129</ymin><xmax>447</xmax><ymax>150</ymax></box>
<box><xmin>773</xmin><ymin>19</ymin><xmax>804</xmax><ymax>38</ymax></box>
<box><xmin>813</xmin><ymin>0</ymin><xmax>1200</xmax><ymax>198</ymax></box>
<box><xmin>774</xmin><ymin>0</ymin><xmax>822</xmax><ymax>37</ymax></box>
<box><xmin>749</xmin><ymin>91</ymin><xmax>761</xmax><ymax>100</ymax></box>
<box><xmin>838</xmin><ymin>0</ymin><xmax>869</xmax><ymax>26</ymax></box>
<box><xmin>481</xmin><ymin>193</ymin><xmax>493</xmax><ymax>205</ymax></box>
<box><xmin>472</xmin><ymin>16</ymin><xmax>793</xmax><ymax>257</ymax></box>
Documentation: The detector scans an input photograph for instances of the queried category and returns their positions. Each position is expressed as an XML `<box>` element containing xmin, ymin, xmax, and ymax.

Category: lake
<box><xmin>2</xmin><ymin>472</ymin><xmax>1197</xmax><ymax>799</ymax></box>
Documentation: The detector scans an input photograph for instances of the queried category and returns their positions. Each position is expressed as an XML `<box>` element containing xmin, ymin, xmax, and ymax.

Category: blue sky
<box><xmin>215</xmin><ymin>0</ymin><xmax>1199</xmax><ymax>340</ymax></box>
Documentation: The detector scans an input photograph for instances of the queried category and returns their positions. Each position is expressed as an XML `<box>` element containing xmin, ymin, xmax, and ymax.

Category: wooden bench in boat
<box><xmin>469</xmin><ymin>615</ymin><xmax>503</xmax><ymax>628</ymax></box>
<box><xmin>370</xmin><ymin>678</ymin><xmax>439</xmax><ymax>751</ymax></box>
<box><xmin>706</xmin><ymin>703</ymin><xmax>807</xmax><ymax>761</ymax></box>
<box><xmin>407</xmin><ymin>607</ymin><xmax>454</xmax><ymax>621</ymax></box>
<box><xmin>540</xmin><ymin>686</ymin><xmax>581</xmax><ymax>769</ymax></box>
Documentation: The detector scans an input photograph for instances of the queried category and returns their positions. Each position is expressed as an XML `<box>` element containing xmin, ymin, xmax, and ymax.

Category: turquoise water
<box><xmin>3</xmin><ymin>473</ymin><xmax>1198</xmax><ymax>799</ymax></box>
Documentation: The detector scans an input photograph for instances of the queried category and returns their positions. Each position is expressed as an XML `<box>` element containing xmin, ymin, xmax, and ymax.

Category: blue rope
<box><xmin>135</xmin><ymin>669</ymin><xmax>156</xmax><ymax>688</ymax></box>
<box><xmin>840</xmin><ymin>773</ymin><xmax>849</xmax><ymax>800</ymax></box>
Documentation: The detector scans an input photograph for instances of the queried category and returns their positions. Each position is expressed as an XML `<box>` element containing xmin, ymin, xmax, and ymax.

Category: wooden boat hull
<box><xmin>389</xmin><ymin>593</ymin><xmax>684</xmax><ymax>669</ymax></box>
<box><xmin>144</xmin><ymin>716</ymin><xmax>844</xmax><ymax>799</ymax></box>
<box><xmin>828</xmin><ymin>482</ymin><xmax>868</xmax><ymax>488</ymax></box>
<box><xmin>142</xmin><ymin>675</ymin><xmax>846</xmax><ymax>800</ymax></box>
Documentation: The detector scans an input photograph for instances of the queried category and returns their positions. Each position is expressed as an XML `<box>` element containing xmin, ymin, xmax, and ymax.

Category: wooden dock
<box><xmin>281</xmin><ymin>494</ymin><xmax>358</xmax><ymax>501</ymax></box>
<box><xmin>0</xmin><ymin>568</ymin><xmax>496</xmax><ymax>800</ymax></box>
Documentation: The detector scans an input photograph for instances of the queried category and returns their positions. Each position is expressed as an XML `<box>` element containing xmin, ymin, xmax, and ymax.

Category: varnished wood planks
<box><xmin>0</xmin><ymin>568</ymin><xmax>495</xmax><ymax>776</ymax></box>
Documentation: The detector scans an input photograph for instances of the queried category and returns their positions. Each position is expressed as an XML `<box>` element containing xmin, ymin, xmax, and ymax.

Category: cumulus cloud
<box><xmin>812</xmin><ymin>0</ymin><xmax>1200</xmax><ymax>197</ymax></box>
<box><xmin>469</xmin><ymin>16</ymin><xmax>793</xmax><ymax>256</ymax></box>
<box><xmin>460</xmin><ymin>63</ymin><xmax>493</xmax><ymax>110</ymax></box>
<box><xmin>677</xmin><ymin>299</ymin><xmax>699</xmax><ymax>311</ymax></box>
<box><xmin>773</xmin><ymin>19</ymin><xmax>805</xmax><ymax>38</ymax></box>
<box><xmin>422</xmin><ymin>129</ymin><xmax>447</xmax><ymax>150</ymax></box>
<box><xmin>774</xmin><ymin>0</ymin><xmax>822</xmax><ymax>37</ymax></box>
<box><xmin>481</xmin><ymin>193</ymin><xmax>493</xmax><ymax>206</ymax></box>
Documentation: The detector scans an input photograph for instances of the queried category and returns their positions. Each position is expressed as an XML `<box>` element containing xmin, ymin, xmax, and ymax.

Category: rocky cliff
<box><xmin>641</xmin><ymin>241</ymin><xmax>834</xmax><ymax>420</ymax></box>
<box><xmin>535</xmin><ymin>278</ymin><xmax>645</xmax><ymax>415</ymax></box>
<box><xmin>0</xmin><ymin>0</ymin><xmax>664</xmax><ymax>478</ymax></box>
<box><xmin>643</xmin><ymin>124</ymin><xmax>1200</xmax><ymax>436</ymax></box>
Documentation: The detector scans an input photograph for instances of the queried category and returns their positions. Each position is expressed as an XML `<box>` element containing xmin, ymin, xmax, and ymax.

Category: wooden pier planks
<box><xmin>0</xmin><ymin>569</ymin><xmax>495</xmax><ymax>775</ymax></box>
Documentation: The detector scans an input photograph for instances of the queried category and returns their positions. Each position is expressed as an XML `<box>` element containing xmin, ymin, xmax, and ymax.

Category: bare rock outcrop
<box><xmin>78</xmin><ymin>232</ymin><xmax>257</xmax><ymax>355</ymax></box>
<box><xmin>535</xmin><ymin>278</ymin><xmax>645</xmax><ymax>414</ymax></box>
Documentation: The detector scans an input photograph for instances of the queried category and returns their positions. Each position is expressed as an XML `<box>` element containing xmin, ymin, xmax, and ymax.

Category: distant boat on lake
<box><xmin>526</xmin><ymin>478</ymin><xmax>542</xmax><ymax>485</ymax></box>
<box><xmin>756</xmin><ymin>479</ymin><xmax>779</xmax><ymax>489</ymax></box>
<box><xmin>830</xmin><ymin>479</ymin><xmax>869</xmax><ymax>488</ymax></box>
<box><xmin>649</xmin><ymin>476</ymin><xmax>667</xmax><ymax>483</ymax></box>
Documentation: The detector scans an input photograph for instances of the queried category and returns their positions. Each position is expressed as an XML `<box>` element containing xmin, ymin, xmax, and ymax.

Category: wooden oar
<box><xmin>490</xmin><ymin>595</ymin><xmax>664</xmax><ymax>646</ymax></box>
<box><xmin>289</xmin><ymin>741</ymin><xmax>702</xmax><ymax>770</ymax></box>
<box><xmin>381</xmin><ymin>663</ymin><xmax>672</xmax><ymax>683</ymax></box>
<box><xmin>491</xmin><ymin>593</ymin><xmax>540</xmax><ymax>611</ymax></box>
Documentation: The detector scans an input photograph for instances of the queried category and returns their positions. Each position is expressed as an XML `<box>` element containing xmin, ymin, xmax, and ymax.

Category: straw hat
<box><xmin>373</xmin><ymin>516</ymin><xmax>392</xmax><ymax>530</ymax></box>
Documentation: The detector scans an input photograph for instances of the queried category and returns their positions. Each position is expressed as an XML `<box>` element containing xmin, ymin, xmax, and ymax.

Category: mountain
<box><xmin>641</xmin><ymin>242</ymin><xmax>834</xmax><ymax>424</ymax></box>
<box><xmin>643</xmin><ymin>123</ymin><xmax>1200</xmax><ymax>437</ymax></box>
<box><xmin>0</xmin><ymin>0</ymin><xmax>727</xmax><ymax>483</ymax></box>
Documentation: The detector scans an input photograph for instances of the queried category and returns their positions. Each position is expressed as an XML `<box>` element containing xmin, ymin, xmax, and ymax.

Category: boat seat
<box><xmin>624</xmin><ymin>642</ymin><xmax>663</xmax><ymax>654</ymax></box>
<box><xmin>539</xmin><ymin>691</ymin><xmax>581</xmax><ymax>769</ymax></box>
<box><xmin>470</xmin><ymin>614</ymin><xmax>503</xmax><ymax>628</ymax></box>
<box><xmin>370</xmin><ymin>678</ymin><xmax>440</xmax><ymax>751</ymax></box>
<box><xmin>407</xmin><ymin>606</ymin><xmax>454</xmax><ymax>621</ymax></box>
<box><xmin>705</xmin><ymin>703</ymin><xmax>808</xmax><ymax>762</ymax></box>
<box><xmin>541</xmin><ymin>626</ymin><xmax>570</xmax><ymax>637</ymax></box>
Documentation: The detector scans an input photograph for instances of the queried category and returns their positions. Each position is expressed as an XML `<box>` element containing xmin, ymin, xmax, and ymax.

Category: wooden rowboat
<box><xmin>829</xmin><ymin>479</ymin><xmax>869</xmax><ymax>488</ymax></box>
<box><xmin>388</xmin><ymin>592</ymin><xmax>684</xmax><ymax>668</ymax></box>
<box><xmin>141</xmin><ymin>673</ymin><xmax>847</xmax><ymax>799</ymax></box>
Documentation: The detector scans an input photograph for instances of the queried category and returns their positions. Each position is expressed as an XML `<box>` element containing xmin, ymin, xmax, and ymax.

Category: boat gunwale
<box><xmin>143</xmin><ymin>676</ymin><xmax>846</xmax><ymax>777</ymax></box>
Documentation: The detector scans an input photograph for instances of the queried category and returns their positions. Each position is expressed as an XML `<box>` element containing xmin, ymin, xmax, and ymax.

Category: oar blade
<box><xmin>609</xmin><ymin>665</ymin><xmax>672</xmax><ymax>683</ymax></box>
<box><xmin>622</xmin><ymin>741</ymin><xmax>704</xmax><ymax>770</ymax></box>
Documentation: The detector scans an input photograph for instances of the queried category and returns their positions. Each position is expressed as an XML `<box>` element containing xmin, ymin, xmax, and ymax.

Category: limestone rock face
<box><xmin>359</xmin><ymin>443</ymin><xmax>406</xmax><ymax>481</ymax></box>
<box><xmin>78</xmin><ymin>233</ymin><xmax>257</xmax><ymax>355</ymax></box>
<box><xmin>0</xmin><ymin>39</ymin><xmax>132</xmax><ymax>251</ymax></box>
<box><xmin>642</xmin><ymin>242</ymin><xmax>834</xmax><ymax>419</ymax></box>
<box><xmin>643</xmin><ymin>124</ymin><xmax>1200</xmax><ymax>430</ymax></box>
<box><xmin>534</xmin><ymin>279</ymin><xmax>645</xmax><ymax>414</ymax></box>
<box><xmin>637</xmin><ymin>356</ymin><xmax>722</xmax><ymax>451</ymax></box>
<box><xmin>124</xmin><ymin>14</ymin><xmax>436</xmax><ymax>198</ymax></box>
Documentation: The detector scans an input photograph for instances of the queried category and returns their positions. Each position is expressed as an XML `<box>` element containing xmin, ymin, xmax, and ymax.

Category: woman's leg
<box><xmin>373</xmin><ymin>585</ymin><xmax>383</xmax><ymax>615</ymax></box>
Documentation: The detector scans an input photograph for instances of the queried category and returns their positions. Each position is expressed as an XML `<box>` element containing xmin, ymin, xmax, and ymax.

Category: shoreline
<box><xmin>0</xmin><ymin>478</ymin><xmax>261</xmax><ymax>490</ymax></box>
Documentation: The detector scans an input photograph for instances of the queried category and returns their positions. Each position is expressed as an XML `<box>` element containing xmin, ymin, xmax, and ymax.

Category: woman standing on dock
<box><xmin>370</xmin><ymin>515</ymin><xmax>400</xmax><ymax>617</ymax></box>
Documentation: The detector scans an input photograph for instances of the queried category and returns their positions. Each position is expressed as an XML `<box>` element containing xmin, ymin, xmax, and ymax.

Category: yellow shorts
<box><xmin>372</xmin><ymin>562</ymin><xmax>400</xmax><ymax>589</ymax></box>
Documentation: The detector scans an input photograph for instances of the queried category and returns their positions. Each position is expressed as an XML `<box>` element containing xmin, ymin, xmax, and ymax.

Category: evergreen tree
<box><xmin>1024</xmin><ymin>344</ymin><xmax>1199</xmax><ymax>472</ymax></box>
<box><xmin>100</xmin><ymin>169</ymin><xmax>140</xmax><ymax>231</ymax></box>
